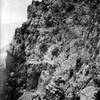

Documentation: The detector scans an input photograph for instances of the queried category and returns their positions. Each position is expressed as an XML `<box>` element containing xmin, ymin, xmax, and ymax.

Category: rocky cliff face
<box><xmin>4</xmin><ymin>0</ymin><xmax>100</xmax><ymax>100</ymax></box>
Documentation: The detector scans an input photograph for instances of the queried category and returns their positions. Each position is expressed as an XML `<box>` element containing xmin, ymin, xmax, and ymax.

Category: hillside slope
<box><xmin>4</xmin><ymin>0</ymin><xmax>100</xmax><ymax>100</ymax></box>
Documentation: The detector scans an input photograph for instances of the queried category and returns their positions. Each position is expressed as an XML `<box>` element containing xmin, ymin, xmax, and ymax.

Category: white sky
<box><xmin>1</xmin><ymin>0</ymin><xmax>33</xmax><ymax>24</ymax></box>
<box><xmin>0</xmin><ymin>0</ymin><xmax>32</xmax><ymax>50</ymax></box>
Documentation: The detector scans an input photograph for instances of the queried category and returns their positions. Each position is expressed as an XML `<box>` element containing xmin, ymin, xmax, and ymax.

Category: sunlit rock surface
<box><xmin>3</xmin><ymin>0</ymin><xmax>100</xmax><ymax>100</ymax></box>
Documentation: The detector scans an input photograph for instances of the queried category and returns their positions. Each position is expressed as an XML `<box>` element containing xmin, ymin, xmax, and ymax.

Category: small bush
<box><xmin>93</xmin><ymin>78</ymin><xmax>100</xmax><ymax>87</ymax></box>
<box><xmin>39</xmin><ymin>43</ymin><xmax>48</xmax><ymax>53</ymax></box>
<box><xmin>52</xmin><ymin>47</ymin><xmax>60</xmax><ymax>57</ymax></box>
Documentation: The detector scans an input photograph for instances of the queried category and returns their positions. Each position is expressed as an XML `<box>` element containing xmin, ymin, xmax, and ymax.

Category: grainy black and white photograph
<box><xmin>0</xmin><ymin>0</ymin><xmax>100</xmax><ymax>100</ymax></box>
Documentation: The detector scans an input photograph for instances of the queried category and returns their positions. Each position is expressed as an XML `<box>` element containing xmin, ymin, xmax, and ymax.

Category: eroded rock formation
<box><xmin>4</xmin><ymin>0</ymin><xmax>100</xmax><ymax>100</ymax></box>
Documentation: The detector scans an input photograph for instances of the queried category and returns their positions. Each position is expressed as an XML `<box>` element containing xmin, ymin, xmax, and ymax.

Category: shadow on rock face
<box><xmin>1</xmin><ymin>52</ymin><xmax>19</xmax><ymax>100</ymax></box>
<box><xmin>0</xmin><ymin>67</ymin><xmax>6</xmax><ymax>100</ymax></box>
<box><xmin>5</xmin><ymin>52</ymin><xmax>15</xmax><ymax>76</ymax></box>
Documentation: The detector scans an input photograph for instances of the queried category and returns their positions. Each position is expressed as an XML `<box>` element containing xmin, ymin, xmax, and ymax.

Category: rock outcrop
<box><xmin>4</xmin><ymin>0</ymin><xmax>100</xmax><ymax>100</ymax></box>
